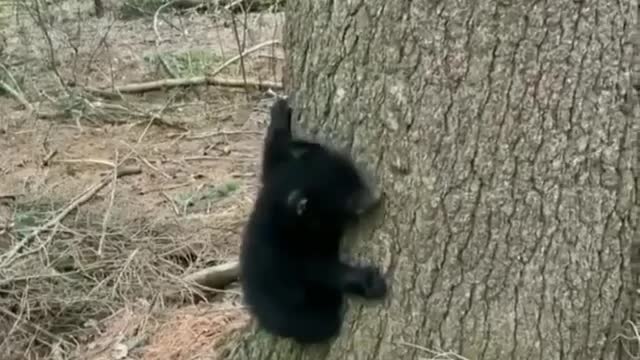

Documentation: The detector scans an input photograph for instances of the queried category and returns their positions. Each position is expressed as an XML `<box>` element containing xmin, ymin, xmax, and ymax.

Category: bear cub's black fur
<box><xmin>239</xmin><ymin>97</ymin><xmax>388</xmax><ymax>344</ymax></box>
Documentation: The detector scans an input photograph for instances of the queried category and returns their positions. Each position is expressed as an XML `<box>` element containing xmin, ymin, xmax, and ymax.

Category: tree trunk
<box><xmin>228</xmin><ymin>1</ymin><xmax>639</xmax><ymax>359</ymax></box>
<box><xmin>94</xmin><ymin>0</ymin><xmax>104</xmax><ymax>18</ymax></box>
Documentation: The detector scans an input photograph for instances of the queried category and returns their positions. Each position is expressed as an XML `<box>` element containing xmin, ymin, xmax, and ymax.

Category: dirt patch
<box><xmin>72</xmin><ymin>299</ymin><xmax>249</xmax><ymax>360</ymax></box>
<box><xmin>143</xmin><ymin>304</ymin><xmax>248</xmax><ymax>360</ymax></box>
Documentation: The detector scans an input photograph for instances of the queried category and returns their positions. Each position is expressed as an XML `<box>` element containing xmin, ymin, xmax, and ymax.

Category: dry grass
<box><xmin>0</xmin><ymin>0</ymin><xmax>284</xmax><ymax>358</ymax></box>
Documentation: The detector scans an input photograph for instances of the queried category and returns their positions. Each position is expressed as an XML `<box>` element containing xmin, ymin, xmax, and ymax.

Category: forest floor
<box><xmin>0</xmin><ymin>1</ymin><xmax>285</xmax><ymax>359</ymax></box>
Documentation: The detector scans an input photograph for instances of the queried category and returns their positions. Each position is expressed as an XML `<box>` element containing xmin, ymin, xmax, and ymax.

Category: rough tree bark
<box><xmin>227</xmin><ymin>1</ymin><xmax>639</xmax><ymax>359</ymax></box>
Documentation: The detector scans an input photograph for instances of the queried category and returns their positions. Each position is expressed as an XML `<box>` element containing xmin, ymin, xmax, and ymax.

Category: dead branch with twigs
<box><xmin>164</xmin><ymin>0</ymin><xmax>284</xmax><ymax>13</ymax></box>
<box><xmin>86</xmin><ymin>76</ymin><xmax>283</xmax><ymax>97</ymax></box>
<box><xmin>85</xmin><ymin>39</ymin><xmax>282</xmax><ymax>97</ymax></box>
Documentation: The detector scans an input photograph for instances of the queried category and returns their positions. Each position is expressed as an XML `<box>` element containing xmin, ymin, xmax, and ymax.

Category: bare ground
<box><xmin>0</xmin><ymin>2</ymin><xmax>284</xmax><ymax>359</ymax></box>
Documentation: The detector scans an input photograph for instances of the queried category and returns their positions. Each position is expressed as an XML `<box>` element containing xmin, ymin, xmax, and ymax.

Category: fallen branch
<box><xmin>50</xmin><ymin>158</ymin><xmax>117</xmax><ymax>168</ymax></box>
<box><xmin>85</xmin><ymin>39</ymin><xmax>282</xmax><ymax>97</ymax></box>
<box><xmin>163</xmin><ymin>260</ymin><xmax>240</xmax><ymax>302</ymax></box>
<box><xmin>183</xmin><ymin>260</ymin><xmax>240</xmax><ymax>289</ymax></box>
<box><xmin>0</xmin><ymin>165</ymin><xmax>142</xmax><ymax>268</ymax></box>
<box><xmin>86</xmin><ymin>76</ymin><xmax>282</xmax><ymax>97</ymax></box>
<box><xmin>0</xmin><ymin>193</ymin><xmax>20</xmax><ymax>200</ymax></box>
<box><xmin>139</xmin><ymin>182</ymin><xmax>191</xmax><ymax>195</ymax></box>
<box><xmin>168</xmin><ymin>0</ymin><xmax>281</xmax><ymax>12</ymax></box>
<box><xmin>167</xmin><ymin>129</ymin><xmax>262</xmax><ymax>140</ymax></box>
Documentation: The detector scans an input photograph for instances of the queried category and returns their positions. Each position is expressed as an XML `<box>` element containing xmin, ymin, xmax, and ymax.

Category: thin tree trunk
<box><xmin>94</xmin><ymin>0</ymin><xmax>104</xmax><ymax>18</ymax></box>
<box><xmin>227</xmin><ymin>1</ymin><xmax>639</xmax><ymax>359</ymax></box>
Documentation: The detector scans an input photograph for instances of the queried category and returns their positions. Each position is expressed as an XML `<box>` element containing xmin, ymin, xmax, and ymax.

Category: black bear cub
<box><xmin>239</xmin><ymin>97</ymin><xmax>388</xmax><ymax>344</ymax></box>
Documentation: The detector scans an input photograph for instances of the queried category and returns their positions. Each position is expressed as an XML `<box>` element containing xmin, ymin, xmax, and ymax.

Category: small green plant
<box><xmin>174</xmin><ymin>181</ymin><xmax>239</xmax><ymax>213</ymax></box>
<box><xmin>13</xmin><ymin>202</ymin><xmax>61</xmax><ymax>238</ymax></box>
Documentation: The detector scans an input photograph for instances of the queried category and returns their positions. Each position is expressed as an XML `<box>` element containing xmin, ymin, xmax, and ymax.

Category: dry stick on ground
<box><xmin>121</xmin><ymin>141</ymin><xmax>173</xmax><ymax>180</ymax></box>
<box><xmin>134</xmin><ymin>88</ymin><xmax>181</xmax><ymax>143</ymax></box>
<box><xmin>166</xmin><ymin>129</ymin><xmax>262</xmax><ymax>140</ymax></box>
<box><xmin>397</xmin><ymin>341</ymin><xmax>471</xmax><ymax>360</ymax></box>
<box><xmin>163</xmin><ymin>0</ymin><xmax>273</xmax><ymax>12</ymax></box>
<box><xmin>162</xmin><ymin>261</ymin><xmax>241</xmax><ymax>302</ymax></box>
<box><xmin>160</xmin><ymin>191</ymin><xmax>181</xmax><ymax>215</ymax></box>
<box><xmin>183</xmin><ymin>260</ymin><xmax>240</xmax><ymax>289</ymax></box>
<box><xmin>139</xmin><ymin>182</ymin><xmax>191</xmax><ymax>195</ymax></box>
<box><xmin>164</xmin><ymin>260</ymin><xmax>240</xmax><ymax>298</ymax></box>
<box><xmin>85</xmin><ymin>40</ymin><xmax>282</xmax><ymax>97</ymax></box>
<box><xmin>88</xmin><ymin>101</ymin><xmax>187</xmax><ymax>130</ymax></box>
<box><xmin>41</xmin><ymin>149</ymin><xmax>58</xmax><ymax>166</ymax></box>
<box><xmin>0</xmin><ymin>165</ymin><xmax>142</xmax><ymax>269</ymax></box>
<box><xmin>50</xmin><ymin>158</ymin><xmax>116</xmax><ymax>168</ymax></box>
<box><xmin>0</xmin><ymin>194</ymin><xmax>20</xmax><ymax>200</ymax></box>
<box><xmin>86</xmin><ymin>77</ymin><xmax>283</xmax><ymax>97</ymax></box>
